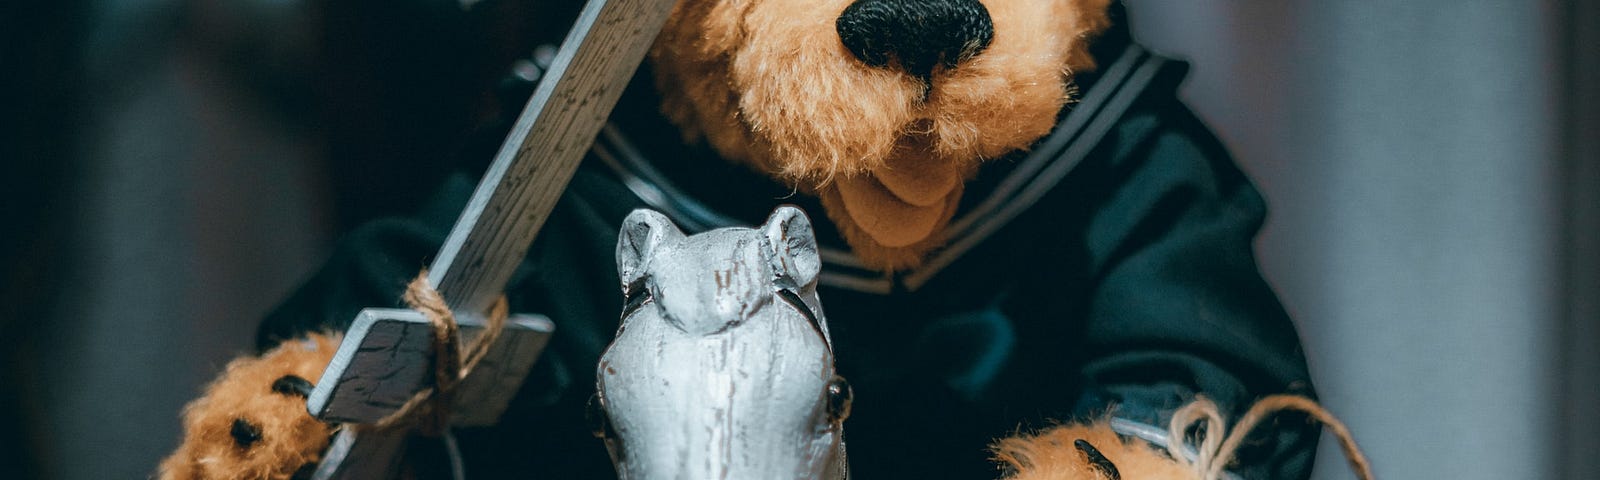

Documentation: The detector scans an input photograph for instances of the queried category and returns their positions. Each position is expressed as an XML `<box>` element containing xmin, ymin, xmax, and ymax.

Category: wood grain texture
<box><xmin>308</xmin><ymin>308</ymin><xmax>554</xmax><ymax>425</ymax></box>
<box><xmin>427</xmin><ymin>0</ymin><xmax>682</xmax><ymax>315</ymax></box>
<box><xmin>307</xmin><ymin>310</ymin><xmax>553</xmax><ymax>480</ymax></box>
<box><xmin>448</xmin><ymin>313</ymin><xmax>555</xmax><ymax>426</ymax></box>
<box><xmin>308</xmin><ymin>309</ymin><xmax>432</xmax><ymax>424</ymax></box>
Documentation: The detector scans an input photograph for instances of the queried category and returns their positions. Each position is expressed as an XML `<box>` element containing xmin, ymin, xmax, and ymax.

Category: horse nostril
<box><xmin>586</xmin><ymin>392</ymin><xmax>615</xmax><ymax>439</ymax></box>
<box><xmin>231</xmin><ymin>418</ymin><xmax>263</xmax><ymax>449</ymax></box>
<box><xmin>836</xmin><ymin>0</ymin><xmax>994</xmax><ymax>80</ymax></box>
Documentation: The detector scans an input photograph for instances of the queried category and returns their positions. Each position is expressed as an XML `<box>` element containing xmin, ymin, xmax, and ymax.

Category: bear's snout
<box><xmin>652</xmin><ymin>0</ymin><xmax>1110</xmax><ymax>269</ymax></box>
<box><xmin>836</xmin><ymin>0</ymin><xmax>993</xmax><ymax>81</ymax></box>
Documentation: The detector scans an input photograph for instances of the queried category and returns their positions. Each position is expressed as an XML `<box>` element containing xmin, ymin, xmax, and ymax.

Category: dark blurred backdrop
<box><xmin>1</xmin><ymin>0</ymin><xmax>1595</xmax><ymax>479</ymax></box>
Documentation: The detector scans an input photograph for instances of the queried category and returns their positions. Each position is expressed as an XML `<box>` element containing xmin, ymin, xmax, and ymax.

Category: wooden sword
<box><xmin>303</xmin><ymin>0</ymin><xmax>680</xmax><ymax>477</ymax></box>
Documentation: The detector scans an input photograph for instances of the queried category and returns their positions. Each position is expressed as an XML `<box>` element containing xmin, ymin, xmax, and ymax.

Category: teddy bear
<box><xmin>162</xmin><ymin>0</ymin><xmax>1326</xmax><ymax>478</ymax></box>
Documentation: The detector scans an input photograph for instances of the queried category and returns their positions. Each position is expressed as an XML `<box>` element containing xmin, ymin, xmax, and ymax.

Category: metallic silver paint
<box><xmin>596</xmin><ymin>206</ymin><xmax>849</xmax><ymax>480</ymax></box>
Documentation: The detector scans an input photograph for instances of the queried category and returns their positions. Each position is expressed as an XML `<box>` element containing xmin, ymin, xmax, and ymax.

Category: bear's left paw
<box><xmin>156</xmin><ymin>333</ymin><xmax>341</xmax><ymax>480</ymax></box>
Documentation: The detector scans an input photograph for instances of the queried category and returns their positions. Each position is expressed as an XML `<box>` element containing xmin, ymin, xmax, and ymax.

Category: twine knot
<box><xmin>371</xmin><ymin>270</ymin><xmax>509</xmax><ymax>436</ymax></box>
<box><xmin>1165</xmin><ymin>394</ymin><xmax>1375</xmax><ymax>480</ymax></box>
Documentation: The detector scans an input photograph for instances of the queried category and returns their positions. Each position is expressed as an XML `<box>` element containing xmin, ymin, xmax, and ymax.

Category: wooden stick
<box><xmin>427</xmin><ymin>0</ymin><xmax>681</xmax><ymax>315</ymax></box>
<box><xmin>307</xmin><ymin>0</ymin><xmax>680</xmax><ymax>476</ymax></box>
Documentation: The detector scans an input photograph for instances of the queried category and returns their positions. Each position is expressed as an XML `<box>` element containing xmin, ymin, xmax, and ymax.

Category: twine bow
<box><xmin>371</xmin><ymin>270</ymin><xmax>509</xmax><ymax>436</ymax></box>
<box><xmin>1166</xmin><ymin>395</ymin><xmax>1375</xmax><ymax>480</ymax></box>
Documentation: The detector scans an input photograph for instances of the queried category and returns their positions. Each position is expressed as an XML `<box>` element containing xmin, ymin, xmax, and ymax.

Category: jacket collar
<box><xmin>594</xmin><ymin>41</ymin><xmax>1169</xmax><ymax>294</ymax></box>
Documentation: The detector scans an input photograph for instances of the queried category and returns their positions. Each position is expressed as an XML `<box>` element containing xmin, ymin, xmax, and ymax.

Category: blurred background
<box><xmin>1</xmin><ymin>0</ymin><xmax>1595</xmax><ymax>479</ymax></box>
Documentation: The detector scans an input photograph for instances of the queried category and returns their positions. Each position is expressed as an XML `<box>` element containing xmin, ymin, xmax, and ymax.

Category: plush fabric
<box><xmin>158</xmin><ymin>333</ymin><xmax>339</xmax><ymax>480</ymax></box>
<box><xmin>163</xmin><ymin>2</ymin><xmax>1321</xmax><ymax>479</ymax></box>
<box><xmin>992</xmin><ymin>394</ymin><xmax>1374</xmax><ymax>480</ymax></box>
<box><xmin>653</xmin><ymin>0</ymin><xmax>1110</xmax><ymax>269</ymax></box>
<box><xmin>995</xmin><ymin>422</ymin><xmax>1193</xmax><ymax>480</ymax></box>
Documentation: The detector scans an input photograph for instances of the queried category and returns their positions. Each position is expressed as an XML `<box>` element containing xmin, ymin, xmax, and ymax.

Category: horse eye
<box><xmin>1074</xmin><ymin>439</ymin><xmax>1121</xmax><ymax>480</ymax></box>
<box><xmin>826</xmin><ymin>375</ymin><xmax>853</xmax><ymax>423</ymax></box>
<box><xmin>231</xmin><ymin>418</ymin><xmax>263</xmax><ymax>449</ymax></box>
<box><xmin>586</xmin><ymin>392</ymin><xmax>614</xmax><ymax>439</ymax></box>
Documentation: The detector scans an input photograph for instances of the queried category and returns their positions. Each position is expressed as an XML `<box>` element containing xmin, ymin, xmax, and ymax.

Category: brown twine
<box><xmin>1165</xmin><ymin>394</ymin><xmax>1375</xmax><ymax>480</ymax></box>
<box><xmin>371</xmin><ymin>270</ymin><xmax>509</xmax><ymax>436</ymax></box>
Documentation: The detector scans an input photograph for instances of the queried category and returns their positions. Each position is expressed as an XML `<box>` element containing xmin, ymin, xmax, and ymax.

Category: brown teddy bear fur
<box><xmin>991</xmin><ymin>395</ymin><xmax>1374</xmax><ymax>480</ymax></box>
<box><xmin>993</xmin><ymin>422</ymin><xmax>1195</xmax><ymax>480</ymax></box>
<box><xmin>652</xmin><ymin>0</ymin><xmax>1112</xmax><ymax>270</ymax></box>
<box><xmin>157</xmin><ymin>333</ymin><xmax>340</xmax><ymax>480</ymax></box>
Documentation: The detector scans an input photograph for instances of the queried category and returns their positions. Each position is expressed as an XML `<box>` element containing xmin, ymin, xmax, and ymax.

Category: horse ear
<box><xmin>617</xmin><ymin>209</ymin><xmax>682</xmax><ymax>285</ymax></box>
<box><xmin>763</xmin><ymin>205</ymin><xmax>821</xmax><ymax>288</ymax></box>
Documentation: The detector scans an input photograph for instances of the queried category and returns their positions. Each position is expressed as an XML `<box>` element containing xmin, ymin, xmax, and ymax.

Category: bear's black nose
<box><xmin>836</xmin><ymin>0</ymin><xmax>994</xmax><ymax>80</ymax></box>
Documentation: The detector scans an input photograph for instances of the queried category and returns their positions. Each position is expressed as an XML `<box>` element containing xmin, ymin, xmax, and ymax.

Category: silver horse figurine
<box><xmin>590</xmin><ymin>206</ymin><xmax>851</xmax><ymax>480</ymax></box>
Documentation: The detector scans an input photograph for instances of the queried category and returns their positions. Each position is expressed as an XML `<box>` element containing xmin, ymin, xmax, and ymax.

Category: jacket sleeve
<box><xmin>254</xmin><ymin>176</ymin><xmax>473</xmax><ymax>351</ymax></box>
<box><xmin>1069</xmin><ymin>99</ymin><xmax>1319</xmax><ymax>480</ymax></box>
<box><xmin>253</xmin><ymin>170</ymin><xmax>626</xmax><ymax>478</ymax></box>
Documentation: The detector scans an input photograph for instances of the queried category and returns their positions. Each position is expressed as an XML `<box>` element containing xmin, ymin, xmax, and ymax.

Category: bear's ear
<box><xmin>617</xmin><ymin>209</ymin><xmax>683</xmax><ymax>286</ymax></box>
<box><xmin>764</xmin><ymin>205</ymin><xmax>821</xmax><ymax>289</ymax></box>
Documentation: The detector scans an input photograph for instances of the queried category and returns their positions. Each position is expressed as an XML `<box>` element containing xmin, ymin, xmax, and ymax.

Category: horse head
<box><xmin>592</xmin><ymin>206</ymin><xmax>851</xmax><ymax>479</ymax></box>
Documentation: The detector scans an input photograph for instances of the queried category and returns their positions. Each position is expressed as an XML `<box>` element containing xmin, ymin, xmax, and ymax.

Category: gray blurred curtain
<box><xmin>1124</xmin><ymin>0</ymin><xmax>1598</xmax><ymax>479</ymax></box>
<box><xmin>1</xmin><ymin>2</ymin><xmax>88</xmax><ymax>479</ymax></box>
<box><xmin>12</xmin><ymin>1</ymin><xmax>332</xmax><ymax>478</ymax></box>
